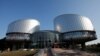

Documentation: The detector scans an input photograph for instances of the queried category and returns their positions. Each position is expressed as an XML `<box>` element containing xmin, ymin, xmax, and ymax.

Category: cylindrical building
<box><xmin>6</xmin><ymin>19</ymin><xmax>40</xmax><ymax>40</ymax></box>
<box><xmin>54</xmin><ymin>14</ymin><xmax>94</xmax><ymax>32</ymax></box>
<box><xmin>6</xmin><ymin>19</ymin><xmax>40</xmax><ymax>50</ymax></box>
<box><xmin>54</xmin><ymin>14</ymin><xmax>97</xmax><ymax>49</ymax></box>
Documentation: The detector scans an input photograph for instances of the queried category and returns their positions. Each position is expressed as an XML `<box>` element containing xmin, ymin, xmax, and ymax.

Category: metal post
<box><xmin>81</xmin><ymin>42</ymin><xmax>85</xmax><ymax>50</ymax></box>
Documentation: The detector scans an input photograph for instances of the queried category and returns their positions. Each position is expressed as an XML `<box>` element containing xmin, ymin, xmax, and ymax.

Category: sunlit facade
<box><xmin>0</xmin><ymin>14</ymin><xmax>97</xmax><ymax>50</ymax></box>
<box><xmin>6</xmin><ymin>19</ymin><xmax>40</xmax><ymax>40</ymax></box>
<box><xmin>5</xmin><ymin>19</ymin><xmax>40</xmax><ymax>50</ymax></box>
<box><xmin>54</xmin><ymin>14</ymin><xmax>97</xmax><ymax>49</ymax></box>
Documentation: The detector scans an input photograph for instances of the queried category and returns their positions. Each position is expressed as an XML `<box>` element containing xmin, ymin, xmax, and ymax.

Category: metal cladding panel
<box><xmin>54</xmin><ymin>14</ymin><xmax>95</xmax><ymax>33</ymax></box>
<box><xmin>7</xmin><ymin>19</ymin><xmax>40</xmax><ymax>34</ymax></box>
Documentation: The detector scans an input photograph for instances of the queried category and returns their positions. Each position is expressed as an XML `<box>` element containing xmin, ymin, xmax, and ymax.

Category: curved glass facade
<box><xmin>30</xmin><ymin>30</ymin><xmax>59</xmax><ymax>48</ymax></box>
<box><xmin>6</xmin><ymin>33</ymin><xmax>30</xmax><ymax>40</ymax></box>
<box><xmin>62</xmin><ymin>31</ymin><xmax>96</xmax><ymax>41</ymax></box>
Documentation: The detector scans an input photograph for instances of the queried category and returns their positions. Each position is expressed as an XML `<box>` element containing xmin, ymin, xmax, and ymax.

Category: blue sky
<box><xmin>0</xmin><ymin>0</ymin><xmax>100</xmax><ymax>44</ymax></box>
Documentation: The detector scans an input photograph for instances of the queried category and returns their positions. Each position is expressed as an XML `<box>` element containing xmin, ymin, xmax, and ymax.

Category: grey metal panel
<box><xmin>54</xmin><ymin>14</ymin><xmax>95</xmax><ymax>33</ymax></box>
<box><xmin>7</xmin><ymin>19</ymin><xmax>40</xmax><ymax>34</ymax></box>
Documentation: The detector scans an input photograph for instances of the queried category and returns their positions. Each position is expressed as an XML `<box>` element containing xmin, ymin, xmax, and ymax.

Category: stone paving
<box><xmin>33</xmin><ymin>48</ymin><xmax>99</xmax><ymax>56</ymax></box>
<box><xmin>34</xmin><ymin>49</ymin><xmax>47</xmax><ymax>56</ymax></box>
<box><xmin>53</xmin><ymin>48</ymin><xmax>97</xmax><ymax>56</ymax></box>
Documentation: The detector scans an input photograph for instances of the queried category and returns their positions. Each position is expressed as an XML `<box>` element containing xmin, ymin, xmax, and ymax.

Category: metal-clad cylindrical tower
<box><xmin>54</xmin><ymin>14</ymin><xmax>94</xmax><ymax>32</ymax></box>
<box><xmin>6</xmin><ymin>19</ymin><xmax>40</xmax><ymax>40</ymax></box>
<box><xmin>54</xmin><ymin>14</ymin><xmax>96</xmax><ymax>42</ymax></box>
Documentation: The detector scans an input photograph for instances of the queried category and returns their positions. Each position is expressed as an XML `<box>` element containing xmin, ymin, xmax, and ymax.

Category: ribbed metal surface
<box><xmin>7</xmin><ymin>19</ymin><xmax>40</xmax><ymax>34</ymax></box>
<box><xmin>54</xmin><ymin>14</ymin><xmax>95</xmax><ymax>33</ymax></box>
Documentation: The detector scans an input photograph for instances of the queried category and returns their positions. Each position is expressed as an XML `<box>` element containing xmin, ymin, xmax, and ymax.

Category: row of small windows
<box><xmin>63</xmin><ymin>31</ymin><xmax>95</xmax><ymax>38</ymax></box>
<box><xmin>6</xmin><ymin>34</ymin><xmax>30</xmax><ymax>40</ymax></box>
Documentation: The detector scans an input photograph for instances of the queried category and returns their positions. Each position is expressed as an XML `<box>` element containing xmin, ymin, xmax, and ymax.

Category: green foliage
<box><xmin>86</xmin><ymin>43</ymin><xmax>100</xmax><ymax>52</ymax></box>
<box><xmin>86</xmin><ymin>47</ymin><xmax>100</xmax><ymax>52</ymax></box>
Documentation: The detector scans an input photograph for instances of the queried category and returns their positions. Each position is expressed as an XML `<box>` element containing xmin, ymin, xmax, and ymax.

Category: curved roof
<box><xmin>7</xmin><ymin>19</ymin><xmax>40</xmax><ymax>34</ymax></box>
<box><xmin>54</xmin><ymin>14</ymin><xmax>95</xmax><ymax>33</ymax></box>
